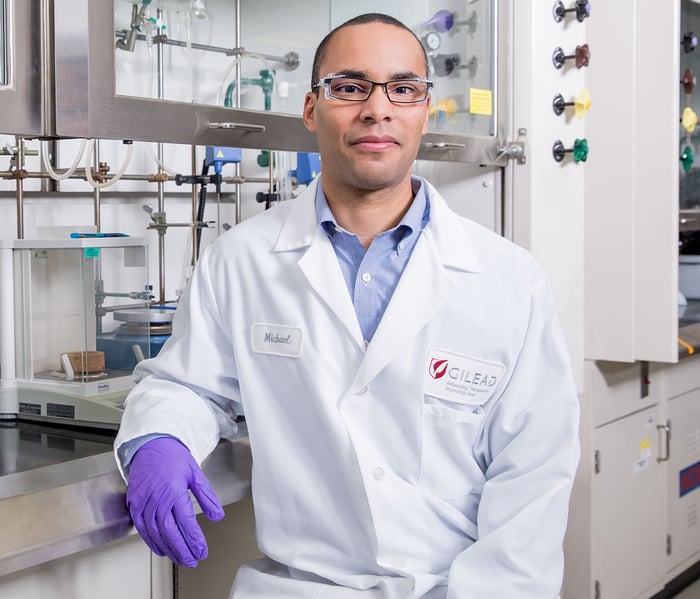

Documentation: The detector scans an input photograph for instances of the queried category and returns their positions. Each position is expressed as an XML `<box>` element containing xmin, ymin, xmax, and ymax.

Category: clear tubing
<box><xmin>145</xmin><ymin>42</ymin><xmax>177</xmax><ymax>175</ymax></box>
<box><xmin>41</xmin><ymin>139</ymin><xmax>88</xmax><ymax>181</ymax></box>
<box><xmin>217</xmin><ymin>53</ymin><xmax>270</xmax><ymax>107</ymax></box>
<box><xmin>84</xmin><ymin>140</ymin><xmax>134</xmax><ymax>189</ymax></box>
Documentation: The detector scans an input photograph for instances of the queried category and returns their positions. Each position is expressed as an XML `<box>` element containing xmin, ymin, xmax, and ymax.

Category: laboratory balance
<box><xmin>0</xmin><ymin>236</ymin><xmax>170</xmax><ymax>430</ymax></box>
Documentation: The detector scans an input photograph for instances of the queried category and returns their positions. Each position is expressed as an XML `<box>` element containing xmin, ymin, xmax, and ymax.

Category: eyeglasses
<box><xmin>312</xmin><ymin>73</ymin><xmax>433</xmax><ymax>104</ymax></box>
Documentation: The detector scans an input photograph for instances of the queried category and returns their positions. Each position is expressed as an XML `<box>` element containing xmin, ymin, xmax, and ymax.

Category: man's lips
<box><xmin>351</xmin><ymin>136</ymin><xmax>399</xmax><ymax>150</ymax></box>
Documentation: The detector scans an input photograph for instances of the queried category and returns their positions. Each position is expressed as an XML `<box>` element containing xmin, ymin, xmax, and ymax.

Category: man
<box><xmin>115</xmin><ymin>13</ymin><xmax>580</xmax><ymax>598</ymax></box>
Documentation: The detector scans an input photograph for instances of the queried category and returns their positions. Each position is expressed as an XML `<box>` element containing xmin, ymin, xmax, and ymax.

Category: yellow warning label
<box><xmin>469</xmin><ymin>88</ymin><xmax>493</xmax><ymax>116</ymax></box>
<box><xmin>216</xmin><ymin>150</ymin><xmax>224</xmax><ymax>158</ymax></box>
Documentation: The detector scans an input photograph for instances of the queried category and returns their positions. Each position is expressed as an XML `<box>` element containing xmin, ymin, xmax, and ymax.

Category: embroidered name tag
<box><xmin>251</xmin><ymin>323</ymin><xmax>303</xmax><ymax>358</ymax></box>
<box><xmin>425</xmin><ymin>348</ymin><xmax>505</xmax><ymax>406</ymax></box>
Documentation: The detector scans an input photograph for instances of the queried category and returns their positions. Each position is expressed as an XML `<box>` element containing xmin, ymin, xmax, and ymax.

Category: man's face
<box><xmin>303</xmin><ymin>22</ymin><xmax>431</xmax><ymax>195</ymax></box>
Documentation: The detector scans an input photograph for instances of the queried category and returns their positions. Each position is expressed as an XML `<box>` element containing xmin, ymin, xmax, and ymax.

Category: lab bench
<box><xmin>0</xmin><ymin>420</ymin><xmax>253</xmax><ymax>599</ymax></box>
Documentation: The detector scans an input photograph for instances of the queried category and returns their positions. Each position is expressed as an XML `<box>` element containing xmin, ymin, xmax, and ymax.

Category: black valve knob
<box><xmin>683</xmin><ymin>32</ymin><xmax>698</xmax><ymax>54</ymax></box>
<box><xmin>552</xmin><ymin>44</ymin><xmax>590</xmax><ymax>69</ymax></box>
<box><xmin>553</xmin><ymin>0</ymin><xmax>591</xmax><ymax>23</ymax></box>
<box><xmin>431</xmin><ymin>53</ymin><xmax>461</xmax><ymax>77</ymax></box>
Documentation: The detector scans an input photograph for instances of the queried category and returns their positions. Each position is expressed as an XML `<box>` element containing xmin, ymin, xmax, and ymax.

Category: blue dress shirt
<box><xmin>315</xmin><ymin>176</ymin><xmax>431</xmax><ymax>344</ymax></box>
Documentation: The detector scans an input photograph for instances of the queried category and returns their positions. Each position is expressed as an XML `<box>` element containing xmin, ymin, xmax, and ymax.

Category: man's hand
<box><xmin>126</xmin><ymin>437</ymin><xmax>225</xmax><ymax>567</ymax></box>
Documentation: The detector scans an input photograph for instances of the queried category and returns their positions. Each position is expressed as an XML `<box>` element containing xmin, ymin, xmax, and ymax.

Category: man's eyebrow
<box><xmin>329</xmin><ymin>70</ymin><xmax>422</xmax><ymax>81</ymax></box>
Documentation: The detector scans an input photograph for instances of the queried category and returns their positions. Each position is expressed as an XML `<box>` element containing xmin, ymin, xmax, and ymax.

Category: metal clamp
<box><xmin>496</xmin><ymin>128</ymin><xmax>527</xmax><ymax>165</ymax></box>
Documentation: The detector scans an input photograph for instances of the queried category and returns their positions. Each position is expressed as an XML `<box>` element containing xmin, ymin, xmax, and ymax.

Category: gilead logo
<box><xmin>425</xmin><ymin>348</ymin><xmax>506</xmax><ymax>406</ymax></box>
<box><xmin>429</xmin><ymin>358</ymin><xmax>449</xmax><ymax>379</ymax></box>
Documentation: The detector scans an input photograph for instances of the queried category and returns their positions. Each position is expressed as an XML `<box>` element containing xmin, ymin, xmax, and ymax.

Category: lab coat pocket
<box><xmin>419</xmin><ymin>399</ymin><xmax>486</xmax><ymax>504</ymax></box>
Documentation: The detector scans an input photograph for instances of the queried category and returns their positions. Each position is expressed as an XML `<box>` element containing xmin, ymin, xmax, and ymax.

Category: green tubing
<box><xmin>224</xmin><ymin>69</ymin><xmax>275</xmax><ymax>111</ymax></box>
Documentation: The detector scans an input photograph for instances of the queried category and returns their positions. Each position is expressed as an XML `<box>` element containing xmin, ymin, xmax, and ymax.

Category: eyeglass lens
<box><xmin>326</xmin><ymin>78</ymin><xmax>430</xmax><ymax>103</ymax></box>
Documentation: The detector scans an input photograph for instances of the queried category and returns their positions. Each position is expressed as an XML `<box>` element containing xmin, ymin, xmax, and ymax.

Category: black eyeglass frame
<box><xmin>312</xmin><ymin>73</ymin><xmax>434</xmax><ymax>104</ymax></box>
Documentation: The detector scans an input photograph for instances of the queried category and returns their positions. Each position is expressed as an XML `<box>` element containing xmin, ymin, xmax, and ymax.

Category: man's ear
<box><xmin>303</xmin><ymin>92</ymin><xmax>318</xmax><ymax>133</ymax></box>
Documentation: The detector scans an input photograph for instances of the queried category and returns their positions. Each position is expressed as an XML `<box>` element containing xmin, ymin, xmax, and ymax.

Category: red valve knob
<box><xmin>682</xmin><ymin>69</ymin><xmax>697</xmax><ymax>94</ymax></box>
<box><xmin>552</xmin><ymin>44</ymin><xmax>591</xmax><ymax>69</ymax></box>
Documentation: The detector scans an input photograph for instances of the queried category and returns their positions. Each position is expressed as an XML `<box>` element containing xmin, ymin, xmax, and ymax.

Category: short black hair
<box><xmin>310</xmin><ymin>13</ymin><xmax>429</xmax><ymax>91</ymax></box>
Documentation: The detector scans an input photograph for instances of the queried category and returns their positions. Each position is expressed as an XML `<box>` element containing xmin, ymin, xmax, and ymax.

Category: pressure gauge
<box><xmin>422</xmin><ymin>31</ymin><xmax>442</xmax><ymax>52</ymax></box>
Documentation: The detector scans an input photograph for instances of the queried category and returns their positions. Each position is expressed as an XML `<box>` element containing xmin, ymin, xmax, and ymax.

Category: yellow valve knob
<box><xmin>552</xmin><ymin>89</ymin><xmax>591</xmax><ymax>118</ymax></box>
<box><xmin>682</xmin><ymin>106</ymin><xmax>698</xmax><ymax>133</ymax></box>
<box><xmin>574</xmin><ymin>88</ymin><xmax>591</xmax><ymax>118</ymax></box>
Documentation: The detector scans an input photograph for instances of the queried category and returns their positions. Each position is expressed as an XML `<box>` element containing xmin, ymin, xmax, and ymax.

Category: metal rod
<box><xmin>191</xmin><ymin>145</ymin><xmax>198</xmax><ymax>263</ymax></box>
<box><xmin>15</xmin><ymin>136</ymin><xmax>24</xmax><ymax>239</ymax></box>
<box><xmin>234</xmin><ymin>0</ymin><xmax>242</xmax><ymax>225</ymax></box>
<box><xmin>93</xmin><ymin>141</ymin><xmax>101</xmax><ymax>231</ymax></box>
<box><xmin>0</xmin><ymin>170</ymin><xmax>269</xmax><ymax>184</ymax></box>
<box><xmin>157</xmin><ymin>9</ymin><xmax>166</xmax><ymax>304</ymax></box>
<box><xmin>114</xmin><ymin>30</ymin><xmax>300</xmax><ymax>69</ymax></box>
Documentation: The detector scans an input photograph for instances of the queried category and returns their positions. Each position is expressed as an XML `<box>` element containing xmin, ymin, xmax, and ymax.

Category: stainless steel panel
<box><xmin>0</xmin><ymin>424</ymin><xmax>252</xmax><ymax>577</ymax></box>
<box><xmin>0</xmin><ymin>0</ymin><xmax>46</xmax><ymax>136</ymax></box>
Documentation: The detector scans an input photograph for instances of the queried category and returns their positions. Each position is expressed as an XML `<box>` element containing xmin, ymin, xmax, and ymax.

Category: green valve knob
<box><xmin>681</xmin><ymin>145</ymin><xmax>695</xmax><ymax>172</ymax></box>
<box><xmin>552</xmin><ymin>138</ymin><xmax>589</xmax><ymax>163</ymax></box>
<box><xmin>257</xmin><ymin>150</ymin><xmax>270</xmax><ymax>168</ymax></box>
<box><xmin>573</xmin><ymin>138</ymin><xmax>588</xmax><ymax>162</ymax></box>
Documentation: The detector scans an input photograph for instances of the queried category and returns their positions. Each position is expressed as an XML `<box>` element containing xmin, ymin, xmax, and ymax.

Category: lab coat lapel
<box><xmin>353</xmin><ymin>187</ymin><xmax>481</xmax><ymax>389</ymax></box>
<box><xmin>275</xmin><ymin>181</ymin><xmax>365</xmax><ymax>349</ymax></box>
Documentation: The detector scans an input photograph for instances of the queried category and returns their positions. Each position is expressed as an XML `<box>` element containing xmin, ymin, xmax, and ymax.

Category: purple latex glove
<box><xmin>126</xmin><ymin>436</ymin><xmax>225</xmax><ymax>567</ymax></box>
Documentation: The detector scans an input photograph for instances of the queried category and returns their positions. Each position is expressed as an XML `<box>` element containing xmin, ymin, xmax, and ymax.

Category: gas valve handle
<box><xmin>552</xmin><ymin>138</ymin><xmax>589</xmax><ymax>163</ymax></box>
<box><xmin>552</xmin><ymin>89</ymin><xmax>591</xmax><ymax>118</ymax></box>
<box><xmin>683</xmin><ymin>32</ymin><xmax>698</xmax><ymax>54</ymax></box>
<box><xmin>552</xmin><ymin>0</ymin><xmax>591</xmax><ymax>23</ymax></box>
<box><xmin>552</xmin><ymin>44</ymin><xmax>590</xmax><ymax>69</ymax></box>
<box><xmin>682</xmin><ymin>69</ymin><xmax>697</xmax><ymax>94</ymax></box>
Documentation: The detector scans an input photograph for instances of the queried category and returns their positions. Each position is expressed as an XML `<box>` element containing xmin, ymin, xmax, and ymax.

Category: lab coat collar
<box><xmin>274</xmin><ymin>176</ymin><xmax>482</xmax><ymax>276</ymax></box>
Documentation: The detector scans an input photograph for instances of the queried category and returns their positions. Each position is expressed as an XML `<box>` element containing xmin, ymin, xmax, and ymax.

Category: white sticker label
<box><xmin>425</xmin><ymin>348</ymin><xmax>505</xmax><ymax>406</ymax></box>
<box><xmin>251</xmin><ymin>323</ymin><xmax>303</xmax><ymax>358</ymax></box>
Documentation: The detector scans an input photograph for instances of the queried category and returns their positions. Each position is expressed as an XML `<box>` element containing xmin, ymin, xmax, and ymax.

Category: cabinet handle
<box><xmin>208</xmin><ymin>122</ymin><xmax>266</xmax><ymax>133</ymax></box>
<box><xmin>424</xmin><ymin>142</ymin><xmax>467</xmax><ymax>150</ymax></box>
<box><xmin>656</xmin><ymin>421</ymin><xmax>671</xmax><ymax>462</ymax></box>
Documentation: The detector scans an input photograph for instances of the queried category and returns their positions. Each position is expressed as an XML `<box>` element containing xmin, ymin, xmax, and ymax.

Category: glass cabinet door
<box><xmin>55</xmin><ymin>0</ymin><xmax>506</xmax><ymax>165</ymax></box>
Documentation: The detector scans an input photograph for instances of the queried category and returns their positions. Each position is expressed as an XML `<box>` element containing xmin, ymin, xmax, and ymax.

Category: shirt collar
<box><xmin>315</xmin><ymin>176</ymin><xmax>430</xmax><ymax>245</ymax></box>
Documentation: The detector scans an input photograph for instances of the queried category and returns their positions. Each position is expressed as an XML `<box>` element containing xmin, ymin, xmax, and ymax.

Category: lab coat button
<box><xmin>355</xmin><ymin>385</ymin><xmax>368</xmax><ymax>395</ymax></box>
<box><xmin>373</xmin><ymin>467</ymin><xmax>385</xmax><ymax>481</ymax></box>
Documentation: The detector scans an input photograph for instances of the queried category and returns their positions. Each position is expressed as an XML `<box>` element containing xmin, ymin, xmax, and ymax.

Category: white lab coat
<box><xmin>115</xmin><ymin>178</ymin><xmax>580</xmax><ymax>599</ymax></box>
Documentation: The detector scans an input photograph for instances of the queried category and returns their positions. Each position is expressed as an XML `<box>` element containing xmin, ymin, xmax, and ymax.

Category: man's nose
<box><xmin>359</xmin><ymin>84</ymin><xmax>395</xmax><ymax>119</ymax></box>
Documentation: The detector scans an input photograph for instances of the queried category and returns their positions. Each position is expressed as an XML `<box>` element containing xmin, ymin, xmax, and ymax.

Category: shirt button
<box><xmin>398</xmin><ymin>241</ymin><xmax>405</xmax><ymax>251</ymax></box>
<box><xmin>355</xmin><ymin>386</ymin><xmax>368</xmax><ymax>395</ymax></box>
<box><xmin>373</xmin><ymin>467</ymin><xmax>385</xmax><ymax>481</ymax></box>
<box><xmin>361</xmin><ymin>272</ymin><xmax>371</xmax><ymax>283</ymax></box>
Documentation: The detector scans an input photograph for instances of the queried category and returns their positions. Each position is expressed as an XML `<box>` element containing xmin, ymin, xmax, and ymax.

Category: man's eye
<box><xmin>332</xmin><ymin>80</ymin><xmax>369</xmax><ymax>95</ymax></box>
<box><xmin>389</xmin><ymin>83</ymin><xmax>419</xmax><ymax>95</ymax></box>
